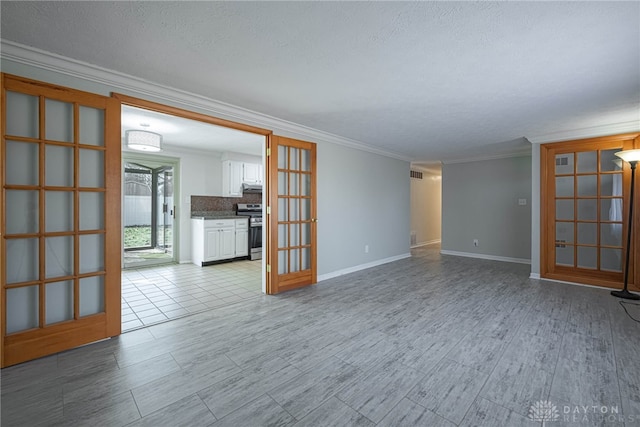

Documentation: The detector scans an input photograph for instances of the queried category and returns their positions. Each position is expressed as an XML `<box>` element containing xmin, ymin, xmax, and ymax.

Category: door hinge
<box><xmin>266</xmin><ymin>206</ymin><xmax>271</xmax><ymax>215</ymax></box>
<box><xmin>266</xmin><ymin>148</ymin><xmax>271</xmax><ymax>156</ymax></box>
<box><xmin>266</xmin><ymin>264</ymin><xmax>271</xmax><ymax>272</ymax></box>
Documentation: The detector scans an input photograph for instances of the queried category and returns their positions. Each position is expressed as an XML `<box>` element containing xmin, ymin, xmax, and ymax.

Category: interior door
<box><xmin>267</xmin><ymin>136</ymin><xmax>317</xmax><ymax>294</ymax></box>
<box><xmin>541</xmin><ymin>134</ymin><xmax>638</xmax><ymax>290</ymax></box>
<box><xmin>1</xmin><ymin>74</ymin><xmax>121</xmax><ymax>367</ymax></box>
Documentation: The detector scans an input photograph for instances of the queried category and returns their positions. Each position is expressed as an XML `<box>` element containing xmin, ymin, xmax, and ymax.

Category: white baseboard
<box><xmin>411</xmin><ymin>239</ymin><xmax>441</xmax><ymax>249</ymax></box>
<box><xmin>529</xmin><ymin>273</ymin><xmax>541</xmax><ymax>280</ymax></box>
<box><xmin>318</xmin><ymin>253</ymin><xmax>411</xmax><ymax>282</ymax></box>
<box><xmin>440</xmin><ymin>250</ymin><xmax>531</xmax><ymax>265</ymax></box>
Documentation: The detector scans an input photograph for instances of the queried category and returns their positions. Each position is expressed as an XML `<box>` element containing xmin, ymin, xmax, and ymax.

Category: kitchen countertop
<box><xmin>191</xmin><ymin>211</ymin><xmax>248</xmax><ymax>220</ymax></box>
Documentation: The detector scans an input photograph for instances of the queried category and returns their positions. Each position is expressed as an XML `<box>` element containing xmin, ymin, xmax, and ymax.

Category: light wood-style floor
<box><xmin>2</xmin><ymin>245</ymin><xmax>638</xmax><ymax>426</ymax></box>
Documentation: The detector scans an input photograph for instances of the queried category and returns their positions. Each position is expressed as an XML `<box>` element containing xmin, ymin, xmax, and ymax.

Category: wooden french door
<box><xmin>266</xmin><ymin>136</ymin><xmax>317</xmax><ymax>294</ymax></box>
<box><xmin>541</xmin><ymin>133</ymin><xmax>639</xmax><ymax>290</ymax></box>
<box><xmin>1</xmin><ymin>74</ymin><xmax>121</xmax><ymax>367</ymax></box>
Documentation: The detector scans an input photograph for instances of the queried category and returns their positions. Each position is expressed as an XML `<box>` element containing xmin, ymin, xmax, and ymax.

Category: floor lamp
<box><xmin>611</xmin><ymin>149</ymin><xmax>640</xmax><ymax>300</ymax></box>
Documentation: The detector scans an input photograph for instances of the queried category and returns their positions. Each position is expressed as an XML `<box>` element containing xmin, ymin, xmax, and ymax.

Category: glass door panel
<box><xmin>45</xmin><ymin>280</ymin><xmax>74</xmax><ymax>325</ymax></box>
<box><xmin>123</xmin><ymin>159</ymin><xmax>175</xmax><ymax>267</ymax></box>
<box><xmin>155</xmin><ymin>167</ymin><xmax>174</xmax><ymax>254</ymax></box>
<box><xmin>6</xmin><ymin>286</ymin><xmax>39</xmax><ymax>334</ymax></box>
<box><xmin>123</xmin><ymin>163</ymin><xmax>153</xmax><ymax>250</ymax></box>
<box><xmin>5</xmin><ymin>141</ymin><xmax>38</xmax><ymax>184</ymax></box>
<box><xmin>5</xmin><ymin>91</ymin><xmax>39</xmax><ymax>138</ymax></box>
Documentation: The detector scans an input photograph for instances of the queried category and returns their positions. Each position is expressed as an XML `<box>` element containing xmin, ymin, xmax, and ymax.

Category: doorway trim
<box><xmin>112</xmin><ymin>93</ymin><xmax>274</xmax><ymax>290</ymax></box>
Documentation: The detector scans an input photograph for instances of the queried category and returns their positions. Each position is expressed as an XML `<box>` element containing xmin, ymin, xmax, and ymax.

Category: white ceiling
<box><xmin>2</xmin><ymin>1</ymin><xmax>639</xmax><ymax>163</ymax></box>
<box><xmin>122</xmin><ymin>105</ymin><xmax>264</xmax><ymax>156</ymax></box>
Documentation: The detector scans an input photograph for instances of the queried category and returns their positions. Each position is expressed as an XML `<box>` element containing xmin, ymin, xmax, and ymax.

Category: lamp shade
<box><xmin>614</xmin><ymin>149</ymin><xmax>640</xmax><ymax>164</ymax></box>
<box><xmin>126</xmin><ymin>130</ymin><xmax>162</xmax><ymax>152</ymax></box>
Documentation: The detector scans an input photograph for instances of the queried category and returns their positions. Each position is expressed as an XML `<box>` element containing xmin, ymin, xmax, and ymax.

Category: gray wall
<box><xmin>442</xmin><ymin>155</ymin><xmax>532</xmax><ymax>261</ymax></box>
<box><xmin>2</xmin><ymin>58</ymin><xmax>411</xmax><ymax>278</ymax></box>
<box><xmin>316</xmin><ymin>143</ymin><xmax>410</xmax><ymax>275</ymax></box>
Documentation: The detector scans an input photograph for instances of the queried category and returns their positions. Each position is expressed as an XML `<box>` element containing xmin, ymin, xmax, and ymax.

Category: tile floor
<box><xmin>2</xmin><ymin>245</ymin><xmax>639</xmax><ymax>426</ymax></box>
<box><xmin>121</xmin><ymin>260</ymin><xmax>262</xmax><ymax>331</ymax></box>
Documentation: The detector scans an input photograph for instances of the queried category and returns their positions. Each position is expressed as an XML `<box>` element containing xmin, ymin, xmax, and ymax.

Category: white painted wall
<box><xmin>441</xmin><ymin>155</ymin><xmax>532</xmax><ymax>262</ymax></box>
<box><xmin>2</xmin><ymin>58</ymin><xmax>411</xmax><ymax>278</ymax></box>
<box><xmin>410</xmin><ymin>171</ymin><xmax>442</xmax><ymax>246</ymax></box>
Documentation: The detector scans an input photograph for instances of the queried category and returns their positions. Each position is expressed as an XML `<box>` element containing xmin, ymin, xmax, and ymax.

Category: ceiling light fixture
<box><xmin>126</xmin><ymin>130</ymin><xmax>162</xmax><ymax>152</ymax></box>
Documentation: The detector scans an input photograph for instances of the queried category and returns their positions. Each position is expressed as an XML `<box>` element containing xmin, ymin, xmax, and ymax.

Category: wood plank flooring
<box><xmin>2</xmin><ymin>245</ymin><xmax>639</xmax><ymax>426</ymax></box>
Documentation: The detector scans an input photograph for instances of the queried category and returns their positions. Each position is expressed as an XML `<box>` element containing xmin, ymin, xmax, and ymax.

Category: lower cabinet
<box><xmin>204</xmin><ymin>225</ymin><xmax>235</xmax><ymax>261</ymax></box>
<box><xmin>235</xmin><ymin>219</ymin><xmax>249</xmax><ymax>257</ymax></box>
<box><xmin>192</xmin><ymin>218</ymin><xmax>249</xmax><ymax>265</ymax></box>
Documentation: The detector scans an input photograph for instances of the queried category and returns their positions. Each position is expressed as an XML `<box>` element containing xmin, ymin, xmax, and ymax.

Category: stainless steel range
<box><xmin>236</xmin><ymin>203</ymin><xmax>262</xmax><ymax>260</ymax></box>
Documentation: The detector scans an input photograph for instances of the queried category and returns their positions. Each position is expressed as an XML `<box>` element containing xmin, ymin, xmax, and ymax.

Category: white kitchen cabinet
<box><xmin>218</xmin><ymin>227</ymin><xmax>236</xmax><ymax>259</ymax></box>
<box><xmin>192</xmin><ymin>218</ymin><xmax>249</xmax><ymax>265</ymax></box>
<box><xmin>203</xmin><ymin>227</ymin><xmax>222</xmax><ymax>260</ymax></box>
<box><xmin>199</xmin><ymin>219</ymin><xmax>235</xmax><ymax>263</ymax></box>
<box><xmin>235</xmin><ymin>218</ymin><xmax>249</xmax><ymax>257</ymax></box>
<box><xmin>222</xmin><ymin>160</ymin><xmax>243</xmax><ymax>197</ymax></box>
<box><xmin>243</xmin><ymin>163</ymin><xmax>263</xmax><ymax>184</ymax></box>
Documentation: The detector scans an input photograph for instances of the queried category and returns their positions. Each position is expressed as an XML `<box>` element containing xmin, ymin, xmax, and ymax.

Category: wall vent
<box><xmin>410</xmin><ymin>170</ymin><xmax>423</xmax><ymax>179</ymax></box>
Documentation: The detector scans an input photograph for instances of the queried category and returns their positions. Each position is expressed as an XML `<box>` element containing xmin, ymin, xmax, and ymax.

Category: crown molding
<box><xmin>527</xmin><ymin>121</ymin><xmax>640</xmax><ymax>144</ymax></box>
<box><xmin>1</xmin><ymin>40</ymin><xmax>412</xmax><ymax>162</ymax></box>
<box><xmin>441</xmin><ymin>147</ymin><xmax>532</xmax><ymax>165</ymax></box>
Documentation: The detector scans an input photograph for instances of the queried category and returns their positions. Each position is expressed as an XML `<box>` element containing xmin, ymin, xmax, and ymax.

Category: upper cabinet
<box><xmin>222</xmin><ymin>160</ymin><xmax>243</xmax><ymax>197</ymax></box>
<box><xmin>243</xmin><ymin>162</ymin><xmax>263</xmax><ymax>185</ymax></box>
<box><xmin>222</xmin><ymin>160</ymin><xmax>263</xmax><ymax>197</ymax></box>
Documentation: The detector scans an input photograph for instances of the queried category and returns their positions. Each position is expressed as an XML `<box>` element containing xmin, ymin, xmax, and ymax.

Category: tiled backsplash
<box><xmin>191</xmin><ymin>194</ymin><xmax>262</xmax><ymax>215</ymax></box>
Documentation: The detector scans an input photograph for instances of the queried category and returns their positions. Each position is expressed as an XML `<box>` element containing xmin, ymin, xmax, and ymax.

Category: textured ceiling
<box><xmin>2</xmin><ymin>1</ymin><xmax>639</xmax><ymax>162</ymax></box>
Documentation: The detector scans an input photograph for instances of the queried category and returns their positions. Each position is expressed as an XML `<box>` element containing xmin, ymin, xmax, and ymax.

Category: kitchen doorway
<box><xmin>117</xmin><ymin>95</ymin><xmax>270</xmax><ymax>330</ymax></box>
<box><xmin>123</xmin><ymin>155</ymin><xmax>179</xmax><ymax>269</ymax></box>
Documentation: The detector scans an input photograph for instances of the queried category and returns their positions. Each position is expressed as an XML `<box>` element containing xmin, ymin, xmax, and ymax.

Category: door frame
<box><xmin>122</xmin><ymin>153</ymin><xmax>180</xmax><ymax>268</ymax></box>
<box><xmin>112</xmin><ymin>94</ymin><xmax>274</xmax><ymax>289</ymax></box>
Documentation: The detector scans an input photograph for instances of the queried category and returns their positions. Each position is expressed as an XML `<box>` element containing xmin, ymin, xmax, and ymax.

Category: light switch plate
<box><xmin>518</xmin><ymin>198</ymin><xmax>527</xmax><ymax>206</ymax></box>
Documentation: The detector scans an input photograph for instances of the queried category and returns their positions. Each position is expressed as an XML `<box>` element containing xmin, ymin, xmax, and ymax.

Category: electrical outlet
<box><xmin>365</xmin><ymin>245</ymin><xmax>369</xmax><ymax>253</ymax></box>
<box><xmin>473</xmin><ymin>239</ymin><xmax>479</xmax><ymax>247</ymax></box>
